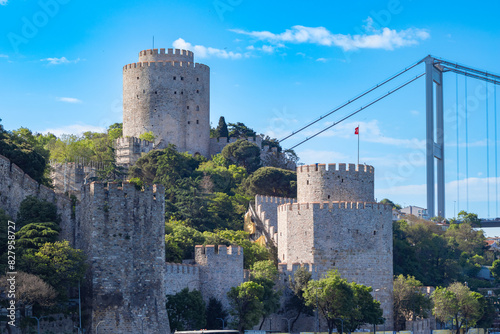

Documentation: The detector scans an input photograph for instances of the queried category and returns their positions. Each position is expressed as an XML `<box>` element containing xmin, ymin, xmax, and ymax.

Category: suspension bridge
<box><xmin>279</xmin><ymin>55</ymin><xmax>500</xmax><ymax>220</ymax></box>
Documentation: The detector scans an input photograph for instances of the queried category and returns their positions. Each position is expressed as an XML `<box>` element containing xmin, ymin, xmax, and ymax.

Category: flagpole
<box><xmin>357</xmin><ymin>124</ymin><xmax>360</xmax><ymax>165</ymax></box>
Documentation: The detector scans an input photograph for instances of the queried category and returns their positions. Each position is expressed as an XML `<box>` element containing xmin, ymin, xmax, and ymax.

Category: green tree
<box><xmin>221</xmin><ymin>139</ymin><xmax>261</xmax><ymax>173</ymax></box>
<box><xmin>0</xmin><ymin>125</ymin><xmax>50</xmax><ymax>185</ymax></box>
<box><xmin>16</xmin><ymin>222</ymin><xmax>60</xmax><ymax>255</ymax></box>
<box><xmin>227</xmin><ymin>281</ymin><xmax>265</xmax><ymax>334</ymax></box>
<box><xmin>244</xmin><ymin>167</ymin><xmax>297</xmax><ymax>197</ymax></box>
<box><xmin>303</xmin><ymin>270</ymin><xmax>355</xmax><ymax>334</ymax></box>
<box><xmin>165</xmin><ymin>220</ymin><xmax>205</xmax><ymax>262</ymax></box>
<box><xmin>139</xmin><ymin>131</ymin><xmax>156</xmax><ymax>142</ymax></box>
<box><xmin>22</xmin><ymin>240</ymin><xmax>86</xmax><ymax>299</ymax></box>
<box><xmin>432</xmin><ymin>282</ymin><xmax>484</xmax><ymax>334</ymax></box>
<box><xmin>380</xmin><ymin>198</ymin><xmax>402</xmax><ymax>210</ymax></box>
<box><xmin>107</xmin><ymin>122</ymin><xmax>123</xmax><ymax>141</ymax></box>
<box><xmin>393</xmin><ymin>275</ymin><xmax>432</xmax><ymax>331</ymax></box>
<box><xmin>456</xmin><ymin>211</ymin><xmax>481</xmax><ymax>226</ymax></box>
<box><xmin>250</xmin><ymin>261</ymin><xmax>281</xmax><ymax>329</ymax></box>
<box><xmin>286</xmin><ymin>267</ymin><xmax>314</xmax><ymax>331</ymax></box>
<box><xmin>0</xmin><ymin>209</ymin><xmax>12</xmax><ymax>273</ymax></box>
<box><xmin>228</xmin><ymin>122</ymin><xmax>256</xmax><ymax>138</ymax></box>
<box><xmin>344</xmin><ymin>282</ymin><xmax>384</xmax><ymax>333</ymax></box>
<box><xmin>206</xmin><ymin>297</ymin><xmax>228</xmax><ymax>329</ymax></box>
<box><xmin>215</xmin><ymin>116</ymin><xmax>229</xmax><ymax>138</ymax></box>
<box><xmin>166</xmin><ymin>288</ymin><xmax>206</xmax><ymax>331</ymax></box>
<box><xmin>491</xmin><ymin>259</ymin><xmax>500</xmax><ymax>282</ymax></box>
<box><xmin>304</xmin><ymin>270</ymin><xmax>383</xmax><ymax>334</ymax></box>
<box><xmin>17</xmin><ymin>196</ymin><xmax>60</xmax><ymax>229</ymax></box>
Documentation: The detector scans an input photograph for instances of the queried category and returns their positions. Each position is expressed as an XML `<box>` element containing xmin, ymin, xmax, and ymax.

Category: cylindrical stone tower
<box><xmin>296</xmin><ymin>163</ymin><xmax>374</xmax><ymax>203</ymax></box>
<box><xmin>122</xmin><ymin>48</ymin><xmax>210</xmax><ymax>157</ymax></box>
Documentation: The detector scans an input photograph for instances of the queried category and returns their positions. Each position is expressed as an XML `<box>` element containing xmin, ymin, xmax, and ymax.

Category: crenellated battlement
<box><xmin>82</xmin><ymin>181</ymin><xmax>164</xmax><ymax>200</ymax></box>
<box><xmin>165</xmin><ymin>262</ymin><xmax>200</xmax><ymax>275</ymax></box>
<box><xmin>297</xmin><ymin>163</ymin><xmax>374</xmax><ymax>174</ymax></box>
<box><xmin>255</xmin><ymin>194</ymin><xmax>296</xmax><ymax>205</ymax></box>
<box><xmin>123</xmin><ymin>61</ymin><xmax>209</xmax><ymax>71</ymax></box>
<box><xmin>195</xmin><ymin>244</ymin><xmax>242</xmax><ymax>257</ymax></box>
<box><xmin>138</xmin><ymin>48</ymin><xmax>194</xmax><ymax>63</ymax></box>
<box><xmin>115</xmin><ymin>136</ymin><xmax>153</xmax><ymax>146</ymax></box>
<box><xmin>278</xmin><ymin>201</ymin><xmax>392</xmax><ymax>212</ymax></box>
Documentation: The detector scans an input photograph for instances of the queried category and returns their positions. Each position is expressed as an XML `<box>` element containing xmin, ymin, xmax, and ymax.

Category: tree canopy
<box><xmin>166</xmin><ymin>288</ymin><xmax>207</xmax><ymax>331</ymax></box>
<box><xmin>393</xmin><ymin>275</ymin><xmax>432</xmax><ymax>331</ymax></box>
<box><xmin>227</xmin><ymin>281</ymin><xmax>265</xmax><ymax>334</ymax></box>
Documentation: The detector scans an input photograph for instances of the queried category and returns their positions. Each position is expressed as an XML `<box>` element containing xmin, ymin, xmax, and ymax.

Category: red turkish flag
<box><xmin>354</xmin><ymin>126</ymin><xmax>359</xmax><ymax>135</ymax></box>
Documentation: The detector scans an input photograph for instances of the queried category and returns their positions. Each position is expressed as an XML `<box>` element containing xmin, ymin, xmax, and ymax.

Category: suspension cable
<box><xmin>465</xmin><ymin>77</ymin><xmax>469</xmax><ymax>212</ymax></box>
<box><xmin>278</xmin><ymin>59</ymin><xmax>424</xmax><ymax>143</ymax></box>
<box><xmin>495</xmin><ymin>85</ymin><xmax>498</xmax><ymax>218</ymax></box>
<box><xmin>487</xmin><ymin>82</ymin><xmax>490</xmax><ymax>218</ymax></box>
<box><xmin>456</xmin><ymin>73</ymin><xmax>459</xmax><ymax>216</ymax></box>
<box><xmin>286</xmin><ymin>73</ymin><xmax>425</xmax><ymax>150</ymax></box>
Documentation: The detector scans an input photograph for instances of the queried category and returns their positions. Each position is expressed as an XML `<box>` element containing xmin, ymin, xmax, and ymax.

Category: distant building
<box><xmin>401</xmin><ymin>205</ymin><xmax>429</xmax><ymax>220</ymax></box>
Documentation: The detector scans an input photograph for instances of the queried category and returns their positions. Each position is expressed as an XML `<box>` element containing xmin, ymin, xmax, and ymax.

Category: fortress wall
<box><xmin>0</xmin><ymin>154</ymin><xmax>75</xmax><ymax>244</ymax></box>
<box><xmin>254</xmin><ymin>195</ymin><xmax>296</xmax><ymax>234</ymax></box>
<box><xmin>297</xmin><ymin>163</ymin><xmax>374</xmax><ymax>203</ymax></box>
<box><xmin>164</xmin><ymin>263</ymin><xmax>201</xmax><ymax>295</ymax></box>
<box><xmin>122</xmin><ymin>54</ymin><xmax>210</xmax><ymax>157</ymax></box>
<box><xmin>195</xmin><ymin>245</ymin><xmax>244</xmax><ymax>311</ymax></box>
<box><xmin>114</xmin><ymin>137</ymin><xmax>155</xmax><ymax>167</ymax></box>
<box><xmin>208</xmin><ymin>136</ymin><xmax>262</xmax><ymax>157</ymax></box>
<box><xmin>78</xmin><ymin>182</ymin><xmax>169</xmax><ymax>334</ymax></box>
<box><xmin>277</xmin><ymin>201</ymin><xmax>394</xmax><ymax>327</ymax></box>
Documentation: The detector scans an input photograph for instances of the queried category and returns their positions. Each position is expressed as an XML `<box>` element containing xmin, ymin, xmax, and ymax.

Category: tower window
<box><xmin>173</xmin><ymin>76</ymin><xmax>176</xmax><ymax>80</ymax></box>
<box><xmin>188</xmin><ymin>121</ymin><xmax>190</xmax><ymax>124</ymax></box>
<box><xmin>181</xmin><ymin>91</ymin><xmax>183</xmax><ymax>95</ymax></box>
<box><xmin>143</xmin><ymin>89</ymin><xmax>145</xmax><ymax>93</ymax></box>
<box><xmin>196</xmin><ymin>120</ymin><xmax>199</xmax><ymax>124</ymax></box>
<box><xmin>181</xmin><ymin>77</ymin><xmax>184</xmax><ymax>80</ymax></box>
<box><xmin>374</xmin><ymin>231</ymin><xmax>377</xmax><ymax>235</ymax></box>
<box><xmin>196</xmin><ymin>90</ymin><xmax>199</xmax><ymax>93</ymax></box>
<box><xmin>196</xmin><ymin>106</ymin><xmax>200</xmax><ymax>111</ymax></box>
<box><xmin>306</xmin><ymin>180</ymin><xmax>309</xmax><ymax>185</ymax></box>
<box><xmin>327</xmin><ymin>195</ymin><xmax>330</xmax><ymax>199</ymax></box>
<box><xmin>155</xmin><ymin>91</ymin><xmax>157</xmax><ymax>94</ymax></box>
<box><xmin>174</xmin><ymin>91</ymin><xmax>177</xmax><ymax>94</ymax></box>
<box><xmin>187</xmin><ymin>106</ymin><xmax>189</xmax><ymax>110</ymax></box>
<box><xmin>137</xmin><ymin>76</ymin><xmax>139</xmax><ymax>80</ymax></box>
<box><xmin>197</xmin><ymin>78</ymin><xmax>199</xmax><ymax>81</ymax></box>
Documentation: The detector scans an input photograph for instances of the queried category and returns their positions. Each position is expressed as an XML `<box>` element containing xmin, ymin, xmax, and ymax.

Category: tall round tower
<box><xmin>122</xmin><ymin>48</ymin><xmax>210</xmax><ymax>157</ymax></box>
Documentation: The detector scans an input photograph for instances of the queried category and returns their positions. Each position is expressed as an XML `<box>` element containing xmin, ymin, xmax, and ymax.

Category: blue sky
<box><xmin>1</xmin><ymin>0</ymin><xmax>499</xmax><ymax>228</ymax></box>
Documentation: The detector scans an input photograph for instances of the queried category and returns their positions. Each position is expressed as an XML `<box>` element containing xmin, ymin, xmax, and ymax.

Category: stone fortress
<box><xmin>0</xmin><ymin>48</ymin><xmax>393</xmax><ymax>333</ymax></box>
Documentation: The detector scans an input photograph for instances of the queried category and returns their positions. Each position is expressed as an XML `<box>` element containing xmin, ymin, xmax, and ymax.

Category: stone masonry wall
<box><xmin>114</xmin><ymin>137</ymin><xmax>155</xmax><ymax>167</ymax></box>
<box><xmin>0</xmin><ymin>154</ymin><xmax>75</xmax><ymax>245</ymax></box>
<box><xmin>254</xmin><ymin>195</ymin><xmax>296</xmax><ymax>243</ymax></box>
<box><xmin>297</xmin><ymin>163</ymin><xmax>374</xmax><ymax>203</ymax></box>
<box><xmin>78</xmin><ymin>182</ymin><xmax>169</xmax><ymax>334</ymax></box>
<box><xmin>164</xmin><ymin>263</ymin><xmax>201</xmax><ymax>295</ymax></box>
<box><xmin>195</xmin><ymin>245</ymin><xmax>244</xmax><ymax>311</ymax></box>
<box><xmin>50</xmin><ymin>161</ymin><xmax>104</xmax><ymax>200</ymax></box>
<box><xmin>123</xmin><ymin>48</ymin><xmax>210</xmax><ymax>157</ymax></box>
<box><xmin>277</xmin><ymin>201</ymin><xmax>394</xmax><ymax>328</ymax></box>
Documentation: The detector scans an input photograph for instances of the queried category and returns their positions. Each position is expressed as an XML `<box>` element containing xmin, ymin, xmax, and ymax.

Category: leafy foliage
<box><xmin>166</xmin><ymin>288</ymin><xmax>207</xmax><ymax>331</ymax></box>
<box><xmin>21</xmin><ymin>240</ymin><xmax>86</xmax><ymax>299</ymax></box>
<box><xmin>227</xmin><ymin>281</ymin><xmax>265</xmax><ymax>333</ymax></box>
<box><xmin>228</xmin><ymin>122</ymin><xmax>256</xmax><ymax>138</ymax></box>
<box><xmin>16</xmin><ymin>222</ymin><xmax>61</xmax><ymax>255</ymax></box>
<box><xmin>17</xmin><ymin>196</ymin><xmax>60</xmax><ymax>229</ymax></box>
<box><xmin>0</xmin><ymin>125</ymin><xmax>51</xmax><ymax>185</ymax></box>
<box><xmin>0</xmin><ymin>271</ymin><xmax>57</xmax><ymax>307</ymax></box>
<box><xmin>432</xmin><ymin>282</ymin><xmax>484</xmax><ymax>334</ymax></box>
<box><xmin>139</xmin><ymin>131</ymin><xmax>156</xmax><ymax>142</ymax></box>
<box><xmin>206</xmin><ymin>297</ymin><xmax>228</xmax><ymax>329</ymax></box>
<box><xmin>211</xmin><ymin>116</ymin><xmax>229</xmax><ymax>138</ymax></box>
<box><xmin>393</xmin><ymin>275</ymin><xmax>432</xmax><ymax>331</ymax></box>
<box><xmin>221</xmin><ymin>139</ymin><xmax>261</xmax><ymax>173</ymax></box>
<box><xmin>286</xmin><ymin>267</ymin><xmax>314</xmax><ymax>331</ymax></box>
<box><xmin>250</xmin><ymin>261</ymin><xmax>281</xmax><ymax>329</ymax></box>
<box><xmin>380</xmin><ymin>198</ymin><xmax>402</xmax><ymax>210</ymax></box>
<box><xmin>303</xmin><ymin>270</ymin><xmax>383</xmax><ymax>334</ymax></box>
<box><xmin>393</xmin><ymin>218</ymin><xmax>491</xmax><ymax>286</ymax></box>
<box><xmin>244</xmin><ymin>167</ymin><xmax>296</xmax><ymax>197</ymax></box>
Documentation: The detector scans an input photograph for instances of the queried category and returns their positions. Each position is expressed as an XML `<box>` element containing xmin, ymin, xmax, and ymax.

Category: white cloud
<box><xmin>230</xmin><ymin>20</ymin><xmax>429</xmax><ymax>51</ymax></box>
<box><xmin>41</xmin><ymin>57</ymin><xmax>81</xmax><ymax>65</ymax></box>
<box><xmin>173</xmin><ymin>38</ymin><xmax>243</xmax><ymax>60</ymax></box>
<box><xmin>410</xmin><ymin>110</ymin><xmax>420</xmax><ymax>116</ymax></box>
<box><xmin>42</xmin><ymin>124</ymin><xmax>105</xmax><ymax>137</ymax></box>
<box><xmin>0</xmin><ymin>0</ymin><xmax>8</xmax><ymax>5</ymax></box>
<box><xmin>0</xmin><ymin>54</ymin><xmax>8</xmax><ymax>58</ymax></box>
<box><xmin>56</xmin><ymin>97</ymin><xmax>82</xmax><ymax>104</ymax></box>
<box><xmin>316</xmin><ymin>58</ymin><xmax>329</xmax><ymax>63</ymax></box>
